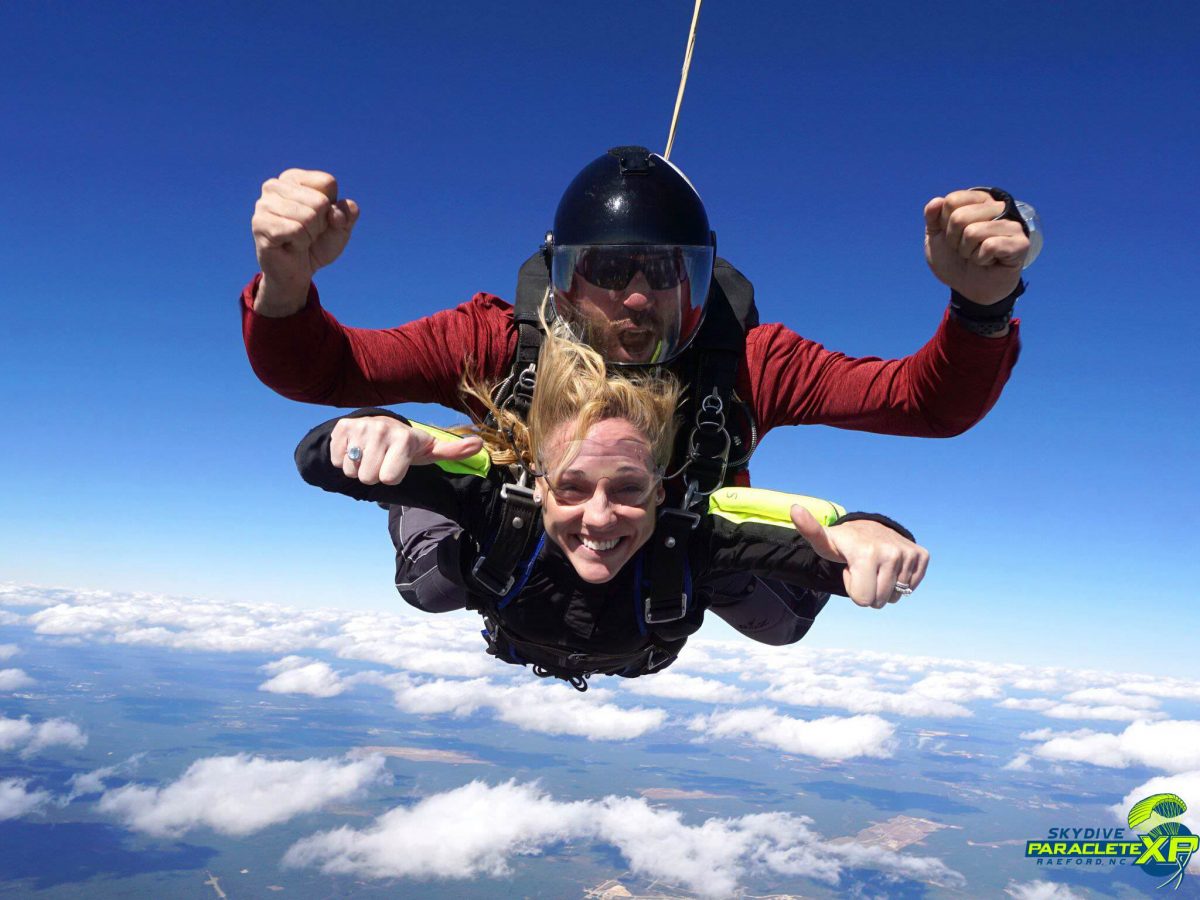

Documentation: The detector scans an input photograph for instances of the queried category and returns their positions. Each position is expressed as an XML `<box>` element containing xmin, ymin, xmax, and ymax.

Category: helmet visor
<box><xmin>551</xmin><ymin>244</ymin><xmax>714</xmax><ymax>365</ymax></box>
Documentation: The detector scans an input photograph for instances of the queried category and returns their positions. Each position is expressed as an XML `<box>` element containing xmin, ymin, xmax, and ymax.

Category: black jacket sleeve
<box><xmin>697</xmin><ymin>511</ymin><xmax>914</xmax><ymax>598</ymax></box>
<box><xmin>294</xmin><ymin>408</ymin><xmax>490</xmax><ymax>527</ymax></box>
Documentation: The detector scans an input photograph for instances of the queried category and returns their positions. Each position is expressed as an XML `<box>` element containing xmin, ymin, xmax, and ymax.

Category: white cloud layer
<box><xmin>688</xmin><ymin>708</ymin><xmax>895</xmax><ymax>760</ymax></box>
<box><xmin>282</xmin><ymin>779</ymin><xmax>963</xmax><ymax>897</ymax></box>
<box><xmin>97</xmin><ymin>753</ymin><xmax>390</xmax><ymax>838</ymax></box>
<box><xmin>0</xmin><ymin>715</ymin><xmax>87</xmax><ymax>757</ymax></box>
<box><xmin>1024</xmin><ymin>720</ymin><xmax>1200</xmax><ymax>773</ymax></box>
<box><xmin>0</xmin><ymin>644</ymin><xmax>18</xmax><ymax>661</ymax></box>
<box><xmin>0</xmin><ymin>778</ymin><xmax>51</xmax><ymax>821</ymax></box>
<box><xmin>0</xmin><ymin>668</ymin><xmax>34</xmax><ymax>691</ymax></box>
<box><xmin>10</xmin><ymin>583</ymin><xmax>1200</xmax><ymax>763</ymax></box>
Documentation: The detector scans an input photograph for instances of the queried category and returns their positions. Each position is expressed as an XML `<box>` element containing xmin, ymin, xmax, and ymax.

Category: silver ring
<box><xmin>347</xmin><ymin>446</ymin><xmax>363</xmax><ymax>462</ymax></box>
<box><xmin>893</xmin><ymin>581</ymin><xmax>914</xmax><ymax>596</ymax></box>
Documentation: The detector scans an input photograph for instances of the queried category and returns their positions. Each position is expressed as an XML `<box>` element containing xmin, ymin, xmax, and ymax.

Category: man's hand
<box><xmin>330</xmin><ymin>417</ymin><xmax>484</xmax><ymax>486</ymax></box>
<box><xmin>924</xmin><ymin>189</ymin><xmax>1030</xmax><ymax>304</ymax></box>
<box><xmin>251</xmin><ymin>169</ymin><xmax>360</xmax><ymax>316</ymax></box>
<box><xmin>791</xmin><ymin>506</ymin><xmax>930</xmax><ymax>609</ymax></box>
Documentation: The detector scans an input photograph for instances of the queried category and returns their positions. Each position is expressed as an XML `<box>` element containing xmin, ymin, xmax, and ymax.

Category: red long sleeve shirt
<box><xmin>240</xmin><ymin>274</ymin><xmax>1020</xmax><ymax>439</ymax></box>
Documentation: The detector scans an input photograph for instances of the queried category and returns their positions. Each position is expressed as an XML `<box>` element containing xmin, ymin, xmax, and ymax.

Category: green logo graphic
<box><xmin>1023</xmin><ymin>792</ymin><xmax>1197</xmax><ymax>890</ymax></box>
<box><xmin>1128</xmin><ymin>793</ymin><xmax>1196</xmax><ymax>890</ymax></box>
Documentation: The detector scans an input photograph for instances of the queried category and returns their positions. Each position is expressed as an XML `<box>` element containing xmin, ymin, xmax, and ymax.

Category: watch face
<box><xmin>1016</xmin><ymin>201</ymin><xmax>1043</xmax><ymax>269</ymax></box>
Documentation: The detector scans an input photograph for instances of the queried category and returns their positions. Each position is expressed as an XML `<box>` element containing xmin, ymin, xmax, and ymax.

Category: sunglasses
<box><xmin>574</xmin><ymin>247</ymin><xmax>688</xmax><ymax>291</ymax></box>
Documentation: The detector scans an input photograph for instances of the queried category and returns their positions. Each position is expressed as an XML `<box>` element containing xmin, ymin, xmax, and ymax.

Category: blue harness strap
<box><xmin>498</xmin><ymin>532</ymin><xmax>546</xmax><ymax>609</ymax></box>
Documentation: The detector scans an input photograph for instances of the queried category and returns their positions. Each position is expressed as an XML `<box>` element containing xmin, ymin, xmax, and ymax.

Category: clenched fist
<box><xmin>251</xmin><ymin>169</ymin><xmax>360</xmax><ymax>316</ymax></box>
<box><xmin>924</xmin><ymin>189</ymin><xmax>1030</xmax><ymax>305</ymax></box>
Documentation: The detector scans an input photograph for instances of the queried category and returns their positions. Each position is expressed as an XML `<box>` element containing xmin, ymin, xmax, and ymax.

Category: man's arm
<box><xmin>242</xmin><ymin>280</ymin><xmax>518</xmax><ymax>410</ymax></box>
<box><xmin>243</xmin><ymin>168</ymin><xmax>517</xmax><ymax>410</ymax></box>
<box><xmin>252</xmin><ymin>169</ymin><xmax>359</xmax><ymax>317</ymax></box>
<box><xmin>746</xmin><ymin>188</ymin><xmax>1031</xmax><ymax>437</ymax></box>
<box><xmin>746</xmin><ymin>310</ymin><xmax>1020</xmax><ymax>437</ymax></box>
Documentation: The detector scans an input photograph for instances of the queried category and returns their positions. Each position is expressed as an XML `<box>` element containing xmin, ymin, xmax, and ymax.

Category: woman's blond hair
<box><xmin>461</xmin><ymin>304</ymin><xmax>682</xmax><ymax>473</ymax></box>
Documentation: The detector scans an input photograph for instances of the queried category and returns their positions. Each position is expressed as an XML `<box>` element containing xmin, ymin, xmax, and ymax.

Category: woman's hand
<box><xmin>330</xmin><ymin>417</ymin><xmax>483</xmax><ymax>485</ymax></box>
<box><xmin>791</xmin><ymin>506</ymin><xmax>930</xmax><ymax>609</ymax></box>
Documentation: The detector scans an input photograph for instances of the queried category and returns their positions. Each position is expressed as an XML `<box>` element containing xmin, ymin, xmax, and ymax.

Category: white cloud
<box><xmin>1000</xmin><ymin>694</ymin><xmax>1165</xmax><ymax>722</ymax></box>
<box><xmin>98</xmin><ymin>753</ymin><xmax>390</xmax><ymax>838</ymax></box>
<box><xmin>0</xmin><ymin>715</ymin><xmax>87</xmax><ymax>757</ymax></box>
<box><xmin>0</xmin><ymin>717</ymin><xmax>34</xmax><ymax>750</ymax></box>
<box><xmin>259</xmin><ymin>657</ymin><xmax>349</xmax><ymax>698</ymax></box>
<box><xmin>1063</xmin><ymin>687</ymin><xmax>1160</xmax><ymax>709</ymax></box>
<box><xmin>0</xmin><ymin>778</ymin><xmax>51</xmax><ymax>821</ymax></box>
<box><xmin>0</xmin><ymin>583</ymin><xmax>72</xmax><ymax>609</ymax></box>
<box><xmin>0</xmin><ymin>668</ymin><xmax>34</xmax><ymax>690</ymax></box>
<box><xmin>1040</xmin><ymin>702</ymin><xmax>1164</xmax><ymax>722</ymax></box>
<box><xmin>282</xmin><ymin>779</ymin><xmax>962</xmax><ymax>896</ymax></box>
<box><xmin>68</xmin><ymin>754</ymin><xmax>146</xmax><ymax>799</ymax></box>
<box><xmin>1119</xmin><ymin>680</ymin><xmax>1200</xmax><ymax>701</ymax></box>
<box><xmin>490</xmin><ymin>683</ymin><xmax>666</xmax><ymax>740</ymax></box>
<box><xmin>330</xmin><ymin>613</ymin><xmax>497</xmax><ymax>678</ymax></box>
<box><xmin>1026</xmin><ymin>720</ymin><xmax>1200</xmax><ymax>773</ymax></box>
<box><xmin>620</xmin><ymin>672</ymin><xmax>749</xmax><ymax>704</ymax></box>
<box><xmin>999</xmin><ymin>698</ymin><xmax>1057</xmax><ymax>712</ymax></box>
<box><xmin>0</xmin><ymin>644</ymin><xmax>18</xmax><ymax>661</ymax></box>
<box><xmin>759</xmin><ymin>671</ymin><xmax>972</xmax><ymax>719</ymax></box>
<box><xmin>1005</xmin><ymin>880</ymin><xmax>1088</xmax><ymax>899</ymax></box>
<box><xmin>688</xmin><ymin>708</ymin><xmax>896</xmax><ymax>760</ymax></box>
<box><xmin>908</xmin><ymin>671</ymin><xmax>1003</xmax><ymax>702</ymax></box>
<box><xmin>28</xmin><ymin>593</ymin><xmax>344</xmax><ymax>655</ymax></box>
<box><xmin>17</xmin><ymin>586</ymin><xmax>504</xmax><ymax>682</ymax></box>
<box><xmin>23</xmin><ymin>719</ymin><xmax>88</xmax><ymax>756</ymax></box>
<box><xmin>360</xmin><ymin>672</ymin><xmax>667</xmax><ymax>741</ymax></box>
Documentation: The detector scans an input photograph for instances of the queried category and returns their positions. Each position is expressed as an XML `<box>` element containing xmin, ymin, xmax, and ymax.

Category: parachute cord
<box><xmin>664</xmin><ymin>0</ymin><xmax>703</xmax><ymax>161</ymax></box>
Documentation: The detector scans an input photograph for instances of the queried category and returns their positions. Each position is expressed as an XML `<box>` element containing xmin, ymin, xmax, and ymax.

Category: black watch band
<box><xmin>970</xmin><ymin>185</ymin><xmax>1031</xmax><ymax>237</ymax></box>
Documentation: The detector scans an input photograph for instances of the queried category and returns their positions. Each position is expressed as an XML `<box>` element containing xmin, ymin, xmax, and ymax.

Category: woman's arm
<box><xmin>790</xmin><ymin>507</ymin><xmax>929</xmax><ymax>609</ymax></box>
<box><xmin>295</xmin><ymin>409</ymin><xmax>488</xmax><ymax>524</ymax></box>
<box><xmin>700</xmin><ymin>487</ymin><xmax>928</xmax><ymax>608</ymax></box>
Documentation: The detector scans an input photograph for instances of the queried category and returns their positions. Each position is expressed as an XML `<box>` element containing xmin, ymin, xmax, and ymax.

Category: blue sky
<box><xmin>1</xmin><ymin>1</ymin><xmax>1196</xmax><ymax>675</ymax></box>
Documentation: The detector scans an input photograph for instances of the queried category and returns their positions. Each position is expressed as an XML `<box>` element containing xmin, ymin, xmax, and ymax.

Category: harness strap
<box><xmin>643</xmin><ymin>507</ymin><xmax>700</xmax><ymax>625</ymax></box>
<box><xmin>671</xmin><ymin>265</ymin><xmax>756</xmax><ymax>507</ymax></box>
<box><xmin>469</xmin><ymin>482</ymin><xmax>540</xmax><ymax>596</ymax></box>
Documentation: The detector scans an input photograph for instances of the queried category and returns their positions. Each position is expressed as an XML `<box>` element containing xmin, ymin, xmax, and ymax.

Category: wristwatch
<box><xmin>971</xmin><ymin>186</ymin><xmax>1043</xmax><ymax>269</ymax></box>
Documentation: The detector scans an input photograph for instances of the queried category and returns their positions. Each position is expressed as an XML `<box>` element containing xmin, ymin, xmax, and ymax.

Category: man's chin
<box><xmin>615</xmin><ymin>332</ymin><xmax>656</xmax><ymax>363</ymax></box>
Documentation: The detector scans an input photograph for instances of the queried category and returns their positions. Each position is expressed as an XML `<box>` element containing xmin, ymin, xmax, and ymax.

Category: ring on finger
<box><xmin>893</xmin><ymin>581</ymin><xmax>914</xmax><ymax>596</ymax></box>
<box><xmin>347</xmin><ymin>446</ymin><xmax>363</xmax><ymax>462</ymax></box>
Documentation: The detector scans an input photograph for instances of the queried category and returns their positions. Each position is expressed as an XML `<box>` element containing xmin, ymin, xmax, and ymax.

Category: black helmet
<box><xmin>549</xmin><ymin>147</ymin><xmax>715</xmax><ymax>366</ymax></box>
